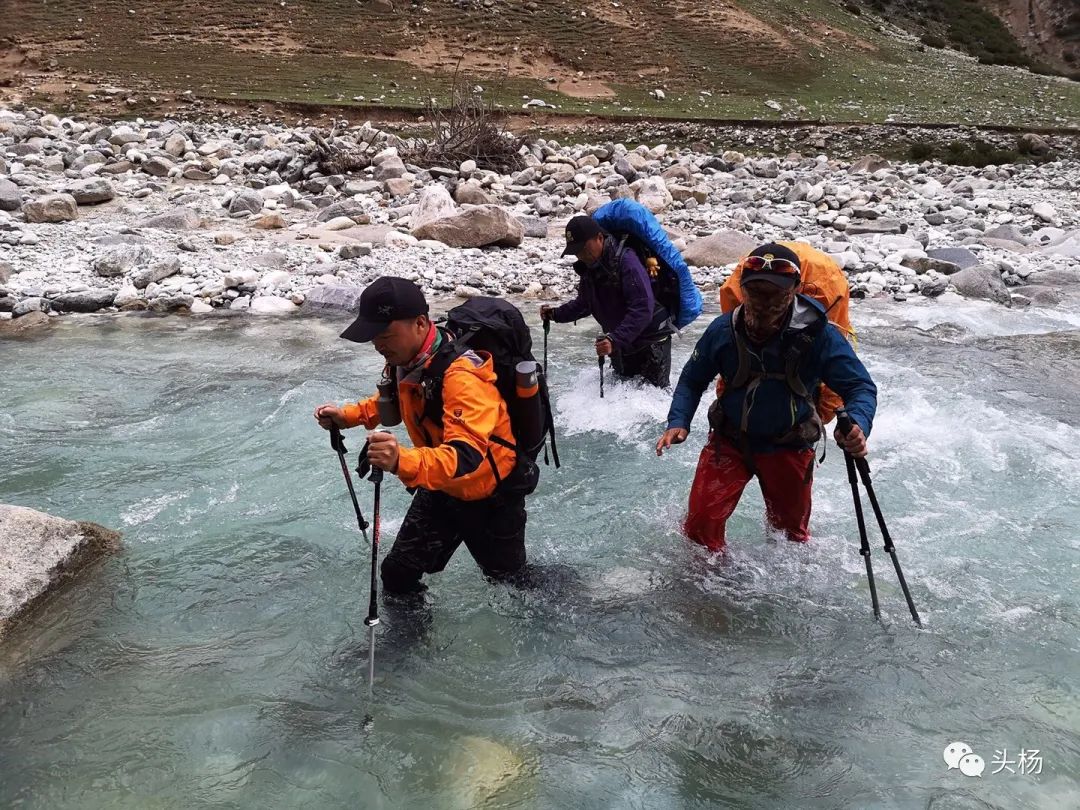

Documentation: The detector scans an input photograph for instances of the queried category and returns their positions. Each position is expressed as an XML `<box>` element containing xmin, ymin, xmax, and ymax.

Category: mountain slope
<box><xmin>4</xmin><ymin>0</ymin><xmax>1079</xmax><ymax>127</ymax></box>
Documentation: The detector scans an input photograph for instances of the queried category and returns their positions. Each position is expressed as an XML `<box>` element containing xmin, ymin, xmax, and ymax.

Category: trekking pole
<box><xmin>596</xmin><ymin>335</ymin><xmax>606</xmax><ymax>399</ymax></box>
<box><xmin>363</xmin><ymin>456</ymin><xmax>383</xmax><ymax>696</ymax></box>
<box><xmin>329</xmin><ymin>424</ymin><xmax>369</xmax><ymax>541</ymax></box>
<box><xmin>837</xmin><ymin>413</ymin><xmax>923</xmax><ymax>628</ymax></box>
<box><xmin>543</xmin><ymin>316</ymin><xmax>550</xmax><ymax>377</ymax></box>
<box><xmin>836</xmin><ymin>413</ymin><xmax>880</xmax><ymax>621</ymax></box>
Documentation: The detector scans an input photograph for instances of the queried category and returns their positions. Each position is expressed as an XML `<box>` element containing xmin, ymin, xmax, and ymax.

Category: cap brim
<box><xmin>339</xmin><ymin>316</ymin><xmax>389</xmax><ymax>343</ymax></box>
<box><xmin>741</xmin><ymin>273</ymin><xmax>800</xmax><ymax>289</ymax></box>
<box><xmin>561</xmin><ymin>241</ymin><xmax>586</xmax><ymax>257</ymax></box>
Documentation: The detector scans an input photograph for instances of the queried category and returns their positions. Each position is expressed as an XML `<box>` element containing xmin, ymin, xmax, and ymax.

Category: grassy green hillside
<box><xmin>6</xmin><ymin>0</ymin><xmax>1080</xmax><ymax>126</ymax></box>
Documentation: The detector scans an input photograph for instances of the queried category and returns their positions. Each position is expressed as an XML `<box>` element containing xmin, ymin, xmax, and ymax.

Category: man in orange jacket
<box><xmin>314</xmin><ymin>277</ymin><xmax>527</xmax><ymax>595</ymax></box>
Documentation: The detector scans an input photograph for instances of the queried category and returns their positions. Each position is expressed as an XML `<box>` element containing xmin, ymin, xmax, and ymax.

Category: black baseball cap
<box><xmin>741</xmin><ymin>242</ymin><xmax>802</xmax><ymax>289</ymax></box>
<box><xmin>339</xmin><ymin>276</ymin><xmax>429</xmax><ymax>343</ymax></box>
<box><xmin>561</xmin><ymin>215</ymin><xmax>603</xmax><ymax>256</ymax></box>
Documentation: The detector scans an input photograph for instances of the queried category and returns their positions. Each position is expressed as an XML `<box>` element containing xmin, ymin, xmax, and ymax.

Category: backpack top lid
<box><xmin>444</xmin><ymin>296</ymin><xmax>535</xmax><ymax>365</ymax></box>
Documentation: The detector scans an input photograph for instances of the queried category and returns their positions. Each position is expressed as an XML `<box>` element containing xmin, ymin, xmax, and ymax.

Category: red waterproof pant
<box><xmin>683</xmin><ymin>436</ymin><xmax>814</xmax><ymax>551</ymax></box>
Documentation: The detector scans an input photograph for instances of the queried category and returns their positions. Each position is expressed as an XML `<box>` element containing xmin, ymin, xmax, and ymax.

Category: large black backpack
<box><xmin>420</xmin><ymin>297</ymin><xmax>559</xmax><ymax>474</ymax></box>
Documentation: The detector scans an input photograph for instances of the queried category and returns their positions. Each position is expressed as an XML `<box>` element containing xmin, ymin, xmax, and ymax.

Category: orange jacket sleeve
<box><xmin>395</xmin><ymin>364</ymin><xmax>500</xmax><ymax>491</ymax></box>
<box><xmin>340</xmin><ymin>394</ymin><xmax>380</xmax><ymax>430</ymax></box>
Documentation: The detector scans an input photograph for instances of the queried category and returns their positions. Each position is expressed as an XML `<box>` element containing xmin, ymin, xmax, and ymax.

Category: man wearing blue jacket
<box><xmin>656</xmin><ymin>243</ymin><xmax>877</xmax><ymax>551</ymax></box>
<box><xmin>541</xmin><ymin>215</ymin><xmax>673</xmax><ymax>388</ymax></box>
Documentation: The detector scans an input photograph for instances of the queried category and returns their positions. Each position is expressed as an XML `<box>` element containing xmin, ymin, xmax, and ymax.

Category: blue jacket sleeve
<box><xmin>609</xmin><ymin>250</ymin><xmax>655</xmax><ymax>349</ymax></box>
<box><xmin>666</xmin><ymin>317</ymin><xmax>726</xmax><ymax>432</ymax></box>
<box><xmin>819</xmin><ymin>325</ymin><xmax>877</xmax><ymax>436</ymax></box>
<box><xmin>552</xmin><ymin>276</ymin><xmax>592</xmax><ymax>323</ymax></box>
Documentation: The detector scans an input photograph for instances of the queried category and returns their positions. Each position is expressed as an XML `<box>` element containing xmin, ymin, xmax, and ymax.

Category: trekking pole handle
<box><xmin>836</xmin><ymin>411</ymin><xmax>871</xmax><ymax>475</ymax></box>
<box><xmin>836</xmin><ymin>411</ymin><xmax>854</xmax><ymax>437</ymax></box>
<box><xmin>329</xmin><ymin>422</ymin><xmax>347</xmax><ymax>454</ymax></box>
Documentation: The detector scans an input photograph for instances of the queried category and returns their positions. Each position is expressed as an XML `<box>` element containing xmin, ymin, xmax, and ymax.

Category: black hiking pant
<box><xmin>380</xmin><ymin>488</ymin><xmax>527</xmax><ymax>594</ymax></box>
<box><xmin>612</xmin><ymin>335</ymin><xmax>672</xmax><ymax>389</ymax></box>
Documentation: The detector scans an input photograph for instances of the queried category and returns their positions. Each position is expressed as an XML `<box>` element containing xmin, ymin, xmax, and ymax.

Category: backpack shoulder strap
<box><xmin>419</xmin><ymin>339</ymin><xmax>467</xmax><ymax>428</ymax></box>
<box><xmin>728</xmin><ymin>306</ymin><xmax>753</xmax><ymax>389</ymax></box>
<box><xmin>781</xmin><ymin>305</ymin><xmax>828</xmax><ymax>400</ymax></box>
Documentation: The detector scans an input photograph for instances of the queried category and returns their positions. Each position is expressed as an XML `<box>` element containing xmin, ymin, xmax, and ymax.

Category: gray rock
<box><xmin>316</xmin><ymin>198</ymin><xmax>369</xmax><ymax>223</ymax></box>
<box><xmin>614</xmin><ymin>157</ymin><xmax>639</xmax><ymax>182</ymax></box>
<box><xmin>228</xmin><ymin>190</ymin><xmax>264</xmax><ymax>216</ymax></box>
<box><xmin>22</xmin><ymin>193</ymin><xmax>78</xmax><ymax>223</ymax></box>
<box><xmin>0</xmin><ymin>178</ymin><xmax>23</xmax><ymax>211</ymax></box>
<box><xmin>13</xmin><ymin>297</ymin><xmax>50</xmax><ymax>317</ymax></box>
<box><xmin>1012</xmin><ymin>285</ymin><xmax>1062</xmax><ymax>307</ymax></box>
<box><xmin>50</xmin><ymin>289</ymin><xmax>117</xmax><ymax>313</ymax></box>
<box><xmin>142</xmin><ymin>156</ymin><xmax>174</xmax><ymax>178</ymax></box>
<box><xmin>249</xmin><ymin>295</ymin><xmax>299</xmax><ymax>315</ymax></box>
<box><xmin>411</xmin><ymin>185</ymin><xmax>458</xmax><ymax>231</ymax></box>
<box><xmin>683</xmin><ymin>230</ymin><xmax>757</xmax><ymax>267</ymax></box>
<box><xmin>846</xmin><ymin>219</ymin><xmax>905</xmax><ymax>235</ymax></box>
<box><xmin>926</xmin><ymin>247</ymin><xmax>980</xmax><ymax>269</ymax></box>
<box><xmin>454</xmin><ymin>181</ymin><xmax>495</xmax><ymax>206</ymax></box>
<box><xmin>950</xmin><ymin>263</ymin><xmax>1010</xmax><ymax>305</ymax></box>
<box><xmin>338</xmin><ymin>243</ymin><xmax>372</xmax><ymax>260</ymax></box>
<box><xmin>919</xmin><ymin>276</ymin><xmax>949</xmax><ymax>297</ymax></box>
<box><xmin>763</xmin><ymin>212</ymin><xmax>799</xmax><ymax>230</ymax></box>
<box><xmin>901</xmin><ymin>257</ymin><xmax>962</xmax><ymax>276</ymax></box>
<box><xmin>1017</xmin><ymin>133</ymin><xmax>1052</xmax><ymax>156</ymax></box>
<box><xmin>93</xmin><ymin>245</ymin><xmax>150</xmax><ymax>277</ymax></box>
<box><xmin>374</xmin><ymin>156</ymin><xmax>407</xmax><ymax>181</ymax></box>
<box><xmin>141</xmin><ymin>207</ymin><xmax>201</xmax><ymax>230</ymax></box>
<box><xmin>0</xmin><ymin>504</ymin><xmax>121</xmax><ymax>637</ymax></box>
<box><xmin>532</xmin><ymin>195</ymin><xmax>556</xmax><ymax>216</ymax></box>
<box><xmin>384</xmin><ymin>177</ymin><xmax>413</xmax><ymax>198</ymax></box>
<box><xmin>635</xmin><ymin>177</ymin><xmax>673</xmax><ymax>214</ymax></box>
<box><xmin>1026</xmin><ymin>268</ymin><xmax>1080</xmax><ymax>285</ymax></box>
<box><xmin>0</xmin><ymin>262</ymin><xmax>12</xmax><ymax>284</ymax></box>
<box><xmin>301</xmin><ymin>284</ymin><xmax>365</xmax><ymax>314</ymax></box>
<box><xmin>131</xmin><ymin>257</ymin><xmax>182</xmax><ymax>289</ymax></box>
<box><xmin>66</xmin><ymin>177</ymin><xmax>116</xmax><ymax>205</ymax></box>
<box><xmin>851</xmin><ymin>154</ymin><xmax>890</xmax><ymax>173</ymax></box>
<box><xmin>515</xmin><ymin>215</ymin><xmax>548</xmax><ymax>239</ymax></box>
<box><xmin>983</xmin><ymin>224</ymin><xmax>1028</xmax><ymax>244</ymax></box>
<box><xmin>411</xmin><ymin>205</ymin><xmax>524</xmax><ymax>248</ymax></box>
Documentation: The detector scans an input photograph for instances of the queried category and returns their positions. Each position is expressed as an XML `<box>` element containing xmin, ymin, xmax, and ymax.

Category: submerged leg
<box><xmin>683</xmin><ymin>438</ymin><xmax>753</xmax><ymax>552</ymax></box>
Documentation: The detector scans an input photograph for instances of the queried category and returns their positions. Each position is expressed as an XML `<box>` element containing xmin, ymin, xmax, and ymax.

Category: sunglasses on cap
<box><xmin>744</xmin><ymin>255</ymin><xmax>799</xmax><ymax>274</ymax></box>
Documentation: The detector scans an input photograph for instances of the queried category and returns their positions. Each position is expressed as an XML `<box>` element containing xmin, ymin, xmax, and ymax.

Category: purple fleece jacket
<box><xmin>551</xmin><ymin>237</ymin><xmax>658</xmax><ymax>350</ymax></box>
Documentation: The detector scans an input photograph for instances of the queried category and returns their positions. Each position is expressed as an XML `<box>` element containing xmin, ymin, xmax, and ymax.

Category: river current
<box><xmin>1</xmin><ymin>294</ymin><xmax>1078</xmax><ymax>808</ymax></box>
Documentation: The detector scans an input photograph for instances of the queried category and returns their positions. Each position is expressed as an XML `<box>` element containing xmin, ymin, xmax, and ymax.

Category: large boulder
<box><xmin>22</xmin><ymin>193</ymin><xmax>78</xmax><ymax>223</ymax></box>
<box><xmin>0</xmin><ymin>504</ymin><xmax>121</xmax><ymax>638</ymax></box>
<box><xmin>0</xmin><ymin>178</ymin><xmax>23</xmax><ymax>211</ymax></box>
<box><xmin>635</xmin><ymin>176</ymin><xmax>673</xmax><ymax>214</ymax></box>
<box><xmin>950</xmin><ymin>264</ymin><xmax>1011</xmax><ymax>305</ymax></box>
<box><xmin>50</xmin><ymin>290</ymin><xmax>117</xmax><ymax>313</ymax></box>
<box><xmin>301</xmin><ymin>284</ymin><xmax>365</xmax><ymax>314</ymax></box>
<box><xmin>411</xmin><ymin>205</ymin><xmax>524</xmax><ymax>248</ymax></box>
<box><xmin>66</xmin><ymin>177</ymin><xmax>115</xmax><ymax>205</ymax></box>
<box><xmin>411</xmin><ymin>185</ymin><xmax>458</xmax><ymax>231</ymax></box>
<box><xmin>683</xmin><ymin>230</ymin><xmax>757</xmax><ymax>267</ymax></box>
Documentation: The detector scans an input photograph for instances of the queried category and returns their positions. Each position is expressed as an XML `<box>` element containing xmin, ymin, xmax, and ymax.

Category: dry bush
<box><xmin>404</xmin><ymin>71</ymin><xmax>527</xmax><ymax>174</ymax></box>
